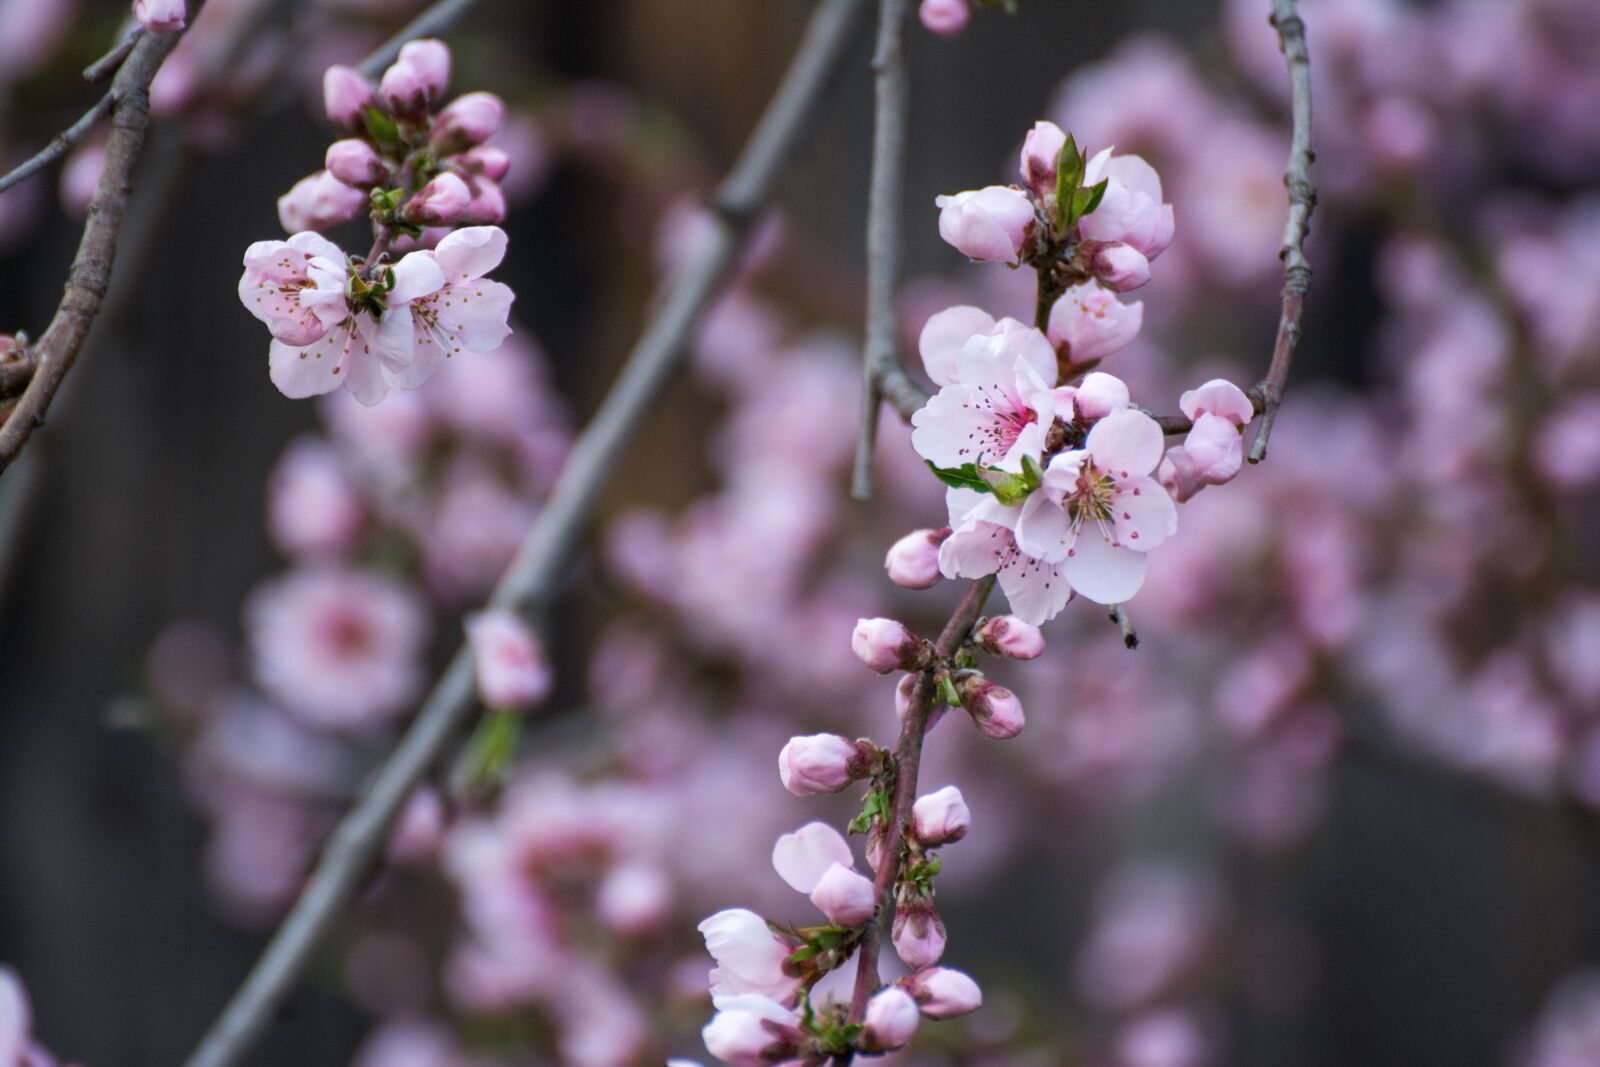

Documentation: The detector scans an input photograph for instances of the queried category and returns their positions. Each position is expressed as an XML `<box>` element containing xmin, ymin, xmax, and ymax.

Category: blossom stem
<box><xmin>851</xmin><ymin>0</ymin><xmax>913</xmax><ymax>502</ymax></box>
<box><xmin>845</xmin><ymin>574</ymin><xmax>995</xmax><ymax>1029</ymax></box>
<box><xmin>174</xmin><ymin>5</ymin><xmax>872</xmax><ymax>1067</ymax></box>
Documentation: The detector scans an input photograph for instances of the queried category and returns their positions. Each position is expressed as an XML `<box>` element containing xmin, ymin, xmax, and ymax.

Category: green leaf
<box><xmin>1054</xmin><ymin>133</ymin><xmax>1087</xmax><ymax>237</ymax></box>
<box><xmin>361</xmin><ymin>105</ymin><xmax>401</xmax><ymax>145</ymax></box>
<box><xmin>849</xmin><ymin>786</ymin><xmax>890</xmax><ymax>836</ymax></box>
<box><xmin>979</xmin><ymin>468</ymin><xmax>1034</xmax><ymax>506</ymax></box>
<box><xmin>925</xmin><ymin>461</ymin><xmax>990</xmax><ymax>493</ymax></box>
<box><xmin>1073</xmin><ymin>178</ymin><xmax>1108</xmax><ymax>220</ymax></box>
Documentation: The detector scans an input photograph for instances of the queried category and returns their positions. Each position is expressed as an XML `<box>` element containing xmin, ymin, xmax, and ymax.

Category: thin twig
<box><xmin>0</xmin><ymin>10</ymin><xmax>205</xmax><ymax>475</ymax></box>
<box><xmin>0</xmin><ymin>360</ymin><xmax>34</xmax><ymax>400</ymax></box>
<box><xmin>0</xmin><ymin>91</ymin><xmax>115</xmax><ymax>198</ymax></box>
<box><xmin>84</xmin><ymin>28</ymin><xmax>144</xmax><ymax>82</ymax></box>
<box><xmin>850</xmin><ymin>0</ymin><xmax>912</xmax><ymax>501</ymax></box>
<box><xmin>1249</xmin><ymin>0</ymin><xmax>1315</xmax><ymax>463</ymax></box>
<box><xmin>175</xmin><ymin>5</ymin><xmax>870</xmax><ymax>1067</ymax></box>
<box><xmin>847</xmin><ymin>575</ymin><xmax>995</xmax><ymax>1024</ymax></box>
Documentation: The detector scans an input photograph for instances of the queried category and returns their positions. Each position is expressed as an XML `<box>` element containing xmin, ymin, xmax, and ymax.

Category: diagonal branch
<box><xmin>1248</xmin><ymin>0</ymin><xmax>1315</xmax><ymax>462</ymax></box>
<box><xmin>850</xmin><ymin>0</ymin><xmax>912</xmax><ymax>501</ymax></box>
<box><xmin>174</xmin><ymin>4</ymin><xmax>870</xmax><ymax>1067</ymax></box>
<box><xmin>0</xmin><ymin>91</ymin><xmax>116</xmax><ymax>198</ymax></box>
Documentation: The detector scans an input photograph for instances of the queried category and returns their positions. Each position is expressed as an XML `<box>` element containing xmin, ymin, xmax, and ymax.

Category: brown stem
<box><xmin>846</xmin><ymin>574</ymin><xmax>996</xmax><ymax>1024</ymax></box>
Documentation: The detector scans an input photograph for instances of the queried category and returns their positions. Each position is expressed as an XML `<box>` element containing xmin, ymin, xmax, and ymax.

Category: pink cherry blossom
<box><xmin>919</xmin><ymin>0</ymin><xmax>970</xmax><ymax>38</ymax></box>
<box><xmin>1079</xmin><ymin>147</ymin><xmax>1175</xmax><ymax>260</ymax></box>
<box><xmin>912</xmin><ymin>785</ymin><xmax>971</xmax><ymax>845</ymax></box>
<box><xmin>239</xmin><ymin>231</ymin><xmax>350</xmax><ymax>347</ymax></box>
<box><xmin>1015</xmin><ymin>408</ymin><xmax>1177</xmax><ymax>604</ymax></box>
<box><xmin>465</xmin><ymin>610</ymin><xmax>552</xmax><ymax>712</ymax></box>
<box><xmin>697</xmin><ymin>911</ymin><xmax>800</xmax><ymax>1007</ymax></box>
<box><xmin>911</xmin><ymin>340</ymin><xmax>1057</xmax><ymax>473</ymax></box>
<box><xmin>406</xmin><ymin>226</ymin><xmax>516</xmax><ymax>367</ymax></box>
<box><xmin>701</xmin><ymin>994</ymin><xmax>803</xmax><ymax>1067</ymax></box>
<box><xmin>901</xmin><ymin>966</ymin><xmax>983</xmax><ymax>1018</ymax></box>
<box><xmin>323</xmin><ymin>65</ymin><xmax>373</xmax><ymax>131</ymax></box>
<box><xmin>1047</xmin><ymin>282</ymin><xmax>1144</xmax><ymax>366</ymax></box>
<box><xmin>1072</xmin><ymin>370</ymin><xmax>1132</xmax><ymax>421</ymax></box>
<box><xmin>1020</xmin><ymin>120</ymin><xmax>1067</xmax><ymax>197</ymax></box>
<box><xmin>917</xmin><ymin>306</ymin><xmax>1057</xmax><ymax>388</ymax></box>
<box><xmin>1179</xmin><ymin>378</ymin><xmax>1255</xmax><ymax>427</ymax></box>
<box><xmin>595</xmin><ymin>863</ymin><xmax>673</xmax><ymax>937</ymax></box>
<box><xmin>771</xmin><ymin>822</ymin><xmax>854</xmax><ymax>893</ymax></box>
<box><xmin>246</xmin><ymin>565</ymin><xmax>429</xmax><ymax>730</ymax></box>
<box><xmin>940</xmin><ymin>491</ymin><xmax>1074</xmax><ymax>626</ymax></box>
<box><xmin>134</xmin><ymin>0</ymin><xmax>185</xmax><ymax>32</ymax></box>
<box><xmin>778</xmin><ymin>734</ymin><xmax>872</xmax><ymax>796</ymax></box>
<box><xmin>861</xmin><ymin>987</ymin><xmax>920</xmax><ymax>1051</ymax></box>
<box><xmin>885</xmin><ymin>527</ymin><xmax>951</xmax><ymax>589</ymax></box>
<box><xmin>935</xmin><ymin>185</ymin><xmax>1034</xmax><ymax>264</ymax></box>
<box><xmin>277</xmin><ymin>170</ymin><xmax>367</xmax><ymax>233</ymax></box>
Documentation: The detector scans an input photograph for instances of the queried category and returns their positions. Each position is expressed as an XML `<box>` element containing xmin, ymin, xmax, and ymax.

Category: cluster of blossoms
<box><xmin>239</xmin><ymin>39</ymin><xmax>514</xmax><ymax>405</ymax></box>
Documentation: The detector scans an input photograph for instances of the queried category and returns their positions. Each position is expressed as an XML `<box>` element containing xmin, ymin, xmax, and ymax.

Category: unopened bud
<box><xmin>402</xmin><ymin>172</ymin><xmax>472</xmax><ymax>226</ymax></box>
<box><xmin>860</xmin><ymin>987</ymin><xmax>920</xmax><ymax>1052</ymax></box>
<box><xmin>892</xmin><ymin>896</ymin><xmax>946</xmax><ymax>969</ymax></box>
<box><xmin>1020</xmin><ymin>120</ymin><xmax>1067</xmax><ymax>199</ymax></box>
<box><xmin>885</xmin><ymin>527</ymin><xmax>951</xmax><ymax>589</ymax></box>
<box><xmin>900</xmin><ymin>966</ymin><xmax>983</xmax><ymax>1019</ymax></box>
<box><xmin>277</xmin><ymin>170</ymin><xmax>366</xmax><ymax>233</ymax></box>
<box><xmin>911</xmin><ymin>785</ymin><xmax>970</xmax><ymax>846</ymax></box>
<box><xmin>457</xmin><ymin>145</ymin><xmax>511</xmax><ymax>182</ymax></box>
<box><xmin>432</xmin><ymin>91</ymin><xmax>505</xmax><ymax>154</ymax></box>
<box><xmin>851</xmin><ymin>618</ymin><xmax>932</xmax><ymax>675</ymax></box>
<box><xmin>778</xmin><ymin>734</ymin><xmax>876</xmax><ymax>796</ymax></box>
<box><xmin>1089</xmin><ymin>240</ymin><xmax>1152</xmax><ymax>291</ymax></box>
<box><xmin>810</xmin><ymin>863</ymin><xmax>877</xmax><ymax>927</ymax></box>
<box><xmin>461</xmin><ymin>178</ymin><xmax>508</xmax><ymax>224</ymax></box>
<box><xmin>919</xmin><ymin>0</ymin><xmax>971</xmax><ymax>38</ymax></box>
<box><xmin>325</xmin><ymin>139</ymin><xmax>385</xmax><ymax>188</ymax></box>
<box><xmin>955</xmin><ymin>672</ymin><xmax>1025</xmax><ymax>739</ymax></box>
<box><xmin>464</xmin><ymin>610</ymin><xmax>551</xmax><ymax>712</ymax></box>
<box><xmin>323</xmin><ymin>65</ymin><xmax>373</xmax><ymax>132</ymax></box>
<box><xmin>975</xmin><ymin>615</ymin><xmax>1046</xmax><ymax>660</ymax></box>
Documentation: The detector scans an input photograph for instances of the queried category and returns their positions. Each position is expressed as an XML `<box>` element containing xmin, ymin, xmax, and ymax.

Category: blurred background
<box><xmin>2</xmin><ymin>1</ymin><xmax>1600</xmax><ymax>1066</ymax></box>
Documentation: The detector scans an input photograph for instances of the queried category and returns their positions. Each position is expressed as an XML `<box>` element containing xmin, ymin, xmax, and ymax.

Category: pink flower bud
<box><xmin>892</xmin><ymin>897</ymin><xmax>946</xmax><ymax>969</ymax></box>
<box><xmin>861</xmin><ymin>987</ymin><xmax>921</xmax><ymax>1052</ymax></box>
<box><xmin>1047</xmin><ymin>282</ymin><xmax>1143</xmax><ymax>366</ymax></box>
<box><xmin>1182</xmin><ymin>412</ymin><xmax>1244</xmax><ymax>486</ymax></box>
<box><xmin>1178</xmin><ymin>378</ymin><xmax>1255</xmax><ymax>428</ymax></box>
<box><xmin>277</xmin><ymin>170</ymin><xmax>367</xmax><ymax>233</ymax></box>
<box><xmin>778</xmin><ymin>734</ymin><xmax>874</xmax><ymax>796</ymax></box>
<box><xmin>851</xmin><ymin>617</ymin><xmax>929</xmax><ymax>675</ymax></box>
<box><xmin>1080</xmin><ymin>148</ymin><xmax>1175</xmax><ymax>260</ymax></box>
<box><xmin>1020</xmin><ymin>120</ymin><xmax>1067</xmax><ymax>198</ymax></box>
<box><xmin>912</xmin><ymin>785</ymin><xmax>970</xmax><ymax>846</ymax></box>
<box><xmin>885</xmin><ymin>527</ymin><xmax>951</xmax><ymax>589</ymax></box>
<box><xmin>461</xmin><ymin>178</ymin><xmax>508</xmax><ymax>224</ymax></box>
<box><xmin>701</xmin><ymin>999</ymin><xmax>803</xmax><ymax>1067</ymax></box>
<box><xmin>457</xmin><ymin>145</ymin><xmax>511</xmax><ymax>182</ymax></box>
<box><xmin>1157</xmin><ymin>449</ymin><xmax>1206</xmax><ymax>504</ymax></box>
<box><xmin>432</xmin><ymin>91</ymin><xmax>505</xmax><ymax>153</ymax></box>
<box><xmin>1071</xmin><ymin>371</ymin><xmax>1131</xmax><ymax>422</ymax></box>
<box><xmin>323</xmin><ymin>65</ymin><xmax>374</xmax><ymax>132</ymax></box>
<box><xmin>809</xmin><ymin>863</ymin><xmax>877</xmax><ymax>926</ymax></box>
<box><xmin>402</xmin><ymin>172</ymin><xmax>472</xmax><ymax>226</ymax></box>
<box><xmin>387</xmin><ymin>787</ymin><xmax>445</xmax><ymax>864</ymax></box>
<box><xmin>134</xmin><ymin>0</ymin><xmax>186</xmax><ymax>33</ymax></box>
<box><xmin>380</xmin><ymin>59</ymin><xmax>430</xmax><ymax>118</ymax></box>
<box><xmin>919</xmin><ymin>0</ymin><xmax>971</xmax><ymax>37</ymax></box>
<box><xmin>596</xmin><ymin>862</ymin><xmax>673</xmax><ymax>937</ymax></box>
<box><xmin>397</xmin><ymin>39</ymin><xmax>451</xmax><ymax>105</ymax></box>
<box><xmin>900</xmin><ymin>966</ymin><xmax>983</xmax><ymax>1018</ymax></box>
<box><xmin>465</xmin><ymin>610</ymin><xmax>551</xmax><ymax>711</ymax></box>
<box><xmin>935</xmin><ymin>185</ymin><xmax>1034</xmax><ymax>264</ymax></box>
<box><xmin>773</xmin><ymin>822</ymin><xmax>855</xmax><ymax>893</ymax></box>
<box><xmin>975</xmin><ymin>615</ymin><xmax>1046</xmax><ymax>660</ymax></box>
<box><xmin>956</xmin><ymin>674</ymin><xmax>1025</xmax><ymax>739</ymax></box>
<box><xmin>325</xmin><ymin>139</ymin><xmax>385</xmax><ymax>189</ymax></box>
<box><xmin>1090</xmin><ymin>241</ymin><xmax>1152</xmax><ymax>291</ymax></box>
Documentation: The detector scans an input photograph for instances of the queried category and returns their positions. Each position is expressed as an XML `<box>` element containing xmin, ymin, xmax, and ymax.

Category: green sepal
<box><xmin>937</xmin><ymin>675</ymin><xmax>963</xmax><ymax>707</ymax></box>
<box><xmin>362</xmin><ymin>105</ymin><xmax>401</xmax><ymax>145</ymax></box>
<box><xmin>451</xmin><ymin>709</ymin><xmax>522</xmax><ymax>796</ymax></box>
<box><xmin>848</xmin><ymin>786</ymin><xmax>891</xmax><ymax>836</ymax></box>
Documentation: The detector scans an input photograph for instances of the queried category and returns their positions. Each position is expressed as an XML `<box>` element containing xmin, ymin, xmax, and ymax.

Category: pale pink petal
<box><xmin>772</xmin><ymin>822</ymin><xmax>854</xmax><ymax>894</ymax></box>
<box><xmin>434</xmin><ymin>225</ymin><xmax>508</xmax><ymax>281</ymax></box>
<box><xmin>918</xmin><ymin>306</ymin><xmax>996</xmax><ymax>385</ymax></box>
<box><xmin>1179</xmin><ymin>378</ymin><xmax>1255</xmax><ymax>427</ymax></box>
<box><xmin>996</xmin><ymin>547</ymin><xmax>1073</xmax><ymax>625</ymax></box>
<box><xmin>387</xmin><ymin>251</ymin><xmax>446</xmax><ymax>304</ymax></box>
<box><xmin>939</xmin><ymin>520</ymin><xmax>1008</xmax><ymax>580</ymax></box>
<box><xmin>1061</xmin><ymin>530</ymin><xmax>1147</xmax><ymax>604</ymax></box>
<box><xmin>287</xmin><ymin>230</ymin><xmax>347</xmax><ymax>263</ymax></box>
<box><xmin>1085</xmin><ymin>408</ymin><xmax>1164</xmax><ymax>476</ymax></box>
<box><xmin>1111</xmin><ymin>475</ymin><xmax>1178</xmax><ymax>551</ymax></box>
<box><xmin>1014</xmin><ymin>491</ymin><xmax>1070</xmax><ymax>563</ymax></box>
<box><xmin>269</xmin><ymin>332</ymin><xmax>349</xmax><ymax>399</ymax></box>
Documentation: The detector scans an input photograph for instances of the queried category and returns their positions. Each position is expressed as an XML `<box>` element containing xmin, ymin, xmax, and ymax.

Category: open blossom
<box><xmin>917</xmin><ymin>305</ymin><xmax>1056</xmax><ymax>388</ymax></box>
<box><xmin>405</xmin><ymin>226</ymin><xmax>516</xmax><ymax>364</ymax></box>
<box><xmin>246</xmin><ymin>565</ymin><xmax>429</xmax><ymax>730</ymax></box>
<box><xmin>935</xmin><ymin>185</ymin><xmax>1034</xmax><ymax>263</ymax></box>
<box><xmin>698</xmin><ymin>910</ymin><xmax>800</xmax><ymax>1007</ymax></box>
<box><xmin>1014</xmin><ymin>407</ymin><xmax>1177</xmax><ymax>604</ymax></box>
<box><xmin>466</xmin><ymin>610</ymin><xmax>551</xmax><ymax>711</ymax></box>
<box><xmin>940</xmin><ymin>491</ymin><xmax>1074</xmax><ymax>626</ymax></box>
<box><xmin>239</xmin><ymin>232</ymin><xmax>350</xmax><ymax>347</ymax></box>
<box><xmin>266</xmin><ymin>436</ymin><xmax>365</xmax><ymax>558</ymax></box>
<box><xmin>1079</xmin><ymin>147</ymin><xmax>1175</xmax><ymax>261</ymax></box>
<box><xmin>911</xmin><ymin>337</ymin><xmax>1058</xmax><ymax>474</ymax></box>
<box><xmin>1048</xmin><ymin>282</ymin><xmax>1144</xmax><ymax>366</ymax></box>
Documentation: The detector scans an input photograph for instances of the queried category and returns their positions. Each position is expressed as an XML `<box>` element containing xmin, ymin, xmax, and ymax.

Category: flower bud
<box><xmin>134</xmin><ymin>0</ymin><xmax>186</xmax><ymax>32</ymax></box>
<box><xmin>1047</xmin><ymin>282</ymin><xmax>1143</xmax><ymax>366</ymax></box>
<box><xmin>380</xmin><ymin>59</ymin><xmax>430</xmax><ymax>118</ymax></box>
<box><xmin>457</xmin><ymin>145</ymin><xmax>512</xmax><ymax>182</ymax></box>
<box><xmin>398</xmin><ymin>39</ymin><xmax>451</xmax><ymax>105</ymax></box>
<box><xmin>461</xmin><ymin>178</ymin><xmax>508</xmax><ymax>224</ymax></box>
<box><xmin>935</xmin><ymin>185</ymin><xmax>1034</xmax><ymax>264</ymax></box>
<box><xmin>778</xmin><ymin>734</ymin><xmax>874</xmax><ymax>796</ymax></box>
<box><xmin>432</xmin><ymin>91</ymin><xmax>506</xmax><ymax>153</ymax></box>
<box><xmin>1080</xmin><ymin>148</ymin><xmax>1174</xmax><ymax>260</ymax></box>
<box><xmin>1089</xmin><ymin>241</ymin><xmax>1151</xmax><ymax>292</ymax></box>
<box><xmin>701</xmin><ymin>1000</ymin><xmax>803</xmax><ymax>1067</ymax></box>
<box><xmin>1020</xmin><ymin>120</ymin><xmax>1067</xmax><ymax>198</ymax></box>
<box><xmin>809</xmin><ymin>863</ymin><xmax>877</xmax><ymax>926</ymax></box>
<box><xmin>325</xmin><ymin>139</ymin><xmax>385</xmax><ymax>189</ymax></box>
<box><xmin>851</xmin><ymin>617</ymin><xmax>931</xmax><ymax>675</ymax></box>
<box><xmin>1071</xmin><ymin>371</ymin><xmax>1131</xmax><ymax>422</ymax></box>
<box><xmin>861</xmin><ymin>987</ymin><xmax>921</xmax><ymax>1052</ymax></box>
<box><xmin>1157</xmin><ymin>449</ymin><xmax>1206</xmax><ymax>504</ymax></box>
<box><xmin>892</xmin><ymin>897</ymin><xmax>946</xmax><ymax>969</ymax></box>
<box><xmin>465</xmin><ymin>610</ymin><xmax>551</xmax><ymax>712</ymax></box>
<box><xmin>900</xmin><ymin>966</ymin><xmax>983</xmax><ymax>1018</ymax></box>
<box><xmin>402</xmin><ymin>172</ymin><xmax>472</xmax><ymax>226</ymax></box>
<box><xmin>911</xmin><ymin>785</ymin><xmax>970</xmax><ymax>846</ymax></box>
<box><xmin>1180</xmin><ymin>412</ymin><xmax>1244</xmax><ymax>486</ymax></box>
<box><xmin>919</xmin><ymin>0</ymin><xmax>970</xmax><ymax>38</ymax></box>
<box><xmin>323</xmin><ymin>65</ymin><xmax>374</xmax><ymax>132</ymax></box>
<box><xmin>1179</xmin><ymin>378</ymin><xmax>1255</xmax><ymax>428</ymax></box>
<box><xmin>975</xmin><ymin>615</ymin><xmax>1046</xmax><ymax>660</ymax></box>
<box><xmin>277</xmin><ymin>170</ymin><xmax>367</xmax><ymax>233</ymax></box>
<box><xmin>956</xmin><ymin>673</ymin><xmax>1025</xmax><ymax>739</ymax></box>
<box><xmin>885</xmin><ymin>527</ymin><xmax>951</xmax><ymax>589</ymax></box>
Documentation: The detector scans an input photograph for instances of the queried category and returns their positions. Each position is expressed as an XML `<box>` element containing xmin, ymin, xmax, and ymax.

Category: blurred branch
<box><xmin>0</xmin><ymin>359</ymin><xmax>34</xmax><ymax>400</ymax></box>
<box><xmin>850</xmin><ymin>0</ymin><xmax>912</xmax><ymax>500</ymax></box>
<box><xmin>358</xmin><ymin>0</ymin><xmax>487</xmax><ymax>78</ymax></box>
<box><xmin>0</xmin><ymin>91</ymin><xmax>116</xmax><ymax>197</ymax></box>
<box><xmin>0</xmin><ymin>9</ymin><xmax>204</xmax><ymax>476</ymax></box>
<box><xmin>847</xmin><ymin>574</ymin><xmax>995</xmax><ymax>1022</ymax></box>
<box><xmin>175</xmin><ymin>4</ymin><xmax>871</xmax><ymax>1067</ymax></box>
<box><xmin>84</xmin><ymin>28</ymin><xmax>145</xmax><ymax>82</ymax></box>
